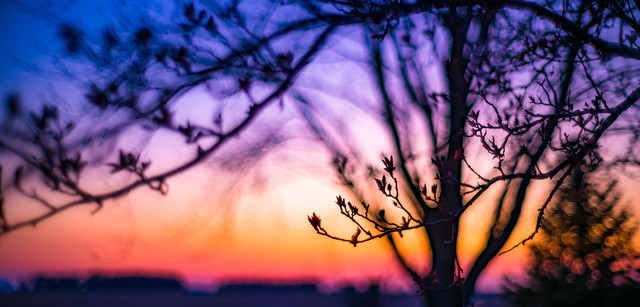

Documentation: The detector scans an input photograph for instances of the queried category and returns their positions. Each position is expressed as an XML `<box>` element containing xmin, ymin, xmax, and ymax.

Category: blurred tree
<box><xmin>2</xmin><ymin>1</ymin><xmax>640</xmax><ymax>306</ymax></box>
<box><xmin>503</xmin><ymin>167</ymin><xmax>640</xmax><ymax>306</ymax></box>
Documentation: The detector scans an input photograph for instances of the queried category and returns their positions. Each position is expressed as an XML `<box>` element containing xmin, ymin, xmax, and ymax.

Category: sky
<box><xmin>1</xmin><ymin>0</ymin><xmax>639</xmax><ymax>295</ymax></box>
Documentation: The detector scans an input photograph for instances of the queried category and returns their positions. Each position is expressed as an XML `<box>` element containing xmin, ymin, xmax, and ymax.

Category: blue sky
<box><xmin>0</xmin><ymin>1</ymin><xmax>47</xmax><ymax>85</ymax></box>
<box><xmin>0</xmin><ymin>0</ymin><xmax>165</xmax><ymax>89</ymax></box>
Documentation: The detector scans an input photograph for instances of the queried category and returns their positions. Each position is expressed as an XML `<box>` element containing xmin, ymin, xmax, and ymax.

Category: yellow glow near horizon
<box><xmin>0</xmin><ymin>160</ymin><xmax>571</xmax><ymax>293</ymax></box>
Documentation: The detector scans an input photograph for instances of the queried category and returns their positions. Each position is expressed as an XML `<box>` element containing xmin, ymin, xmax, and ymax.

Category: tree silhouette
<box><xmin>2</xmin><ymin>1</ymin><xmax>640</xmax><ymax>306</ymax></box>
<box><xmin>503</xmin><ymin>166</ymin><xmax>640</xmax><ymax>306</ymax></box>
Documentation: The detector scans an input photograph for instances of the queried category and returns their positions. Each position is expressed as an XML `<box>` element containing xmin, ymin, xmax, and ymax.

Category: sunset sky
<box><xmin>1</xmin><ymin>0</ymin><xmax>639</xmax><ymax>295</ymax></box>
<box><xmin>0</xmin><ymin>155</ymin><xmax>531</xmax><ymax>293</ymax></box>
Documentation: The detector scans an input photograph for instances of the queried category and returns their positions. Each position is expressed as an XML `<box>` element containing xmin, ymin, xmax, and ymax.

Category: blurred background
<box><xmin>1</xmin><ymin>1</ymin><xmax>639</xmax><ymax>306</ymax></box>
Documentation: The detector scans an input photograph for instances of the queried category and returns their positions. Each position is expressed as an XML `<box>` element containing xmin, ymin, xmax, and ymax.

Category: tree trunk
<box><xmin>424</xmin><ymin>218</ymin><xmax>463</xmax><ymax>306</ymax></box>
<box><xmin>421</xmin><ymin>9</ymin><xmax>472</xmax><ymax>307</ymax></box>
<box><xmin>426</xmin><ymin>286</ymin><xmax>463</xmax><ymax>307</ymax></box>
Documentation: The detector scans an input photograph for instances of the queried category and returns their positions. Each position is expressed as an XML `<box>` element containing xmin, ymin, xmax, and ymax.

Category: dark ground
<box><xmin>0</xmin><ymin>276</ymin><xmax>508</xmax><ymax>306</ymax></box>
<box><xmin>0</xmin><ymin>290</ymin><xmax>507</xmax><ymax>307</ymax></box>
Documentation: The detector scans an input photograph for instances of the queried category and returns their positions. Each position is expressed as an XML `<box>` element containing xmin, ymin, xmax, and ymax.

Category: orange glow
<box><xmin>1</xmin><ymin>161</ymin><xmax>638</xmax><ymax>293</ymax></box>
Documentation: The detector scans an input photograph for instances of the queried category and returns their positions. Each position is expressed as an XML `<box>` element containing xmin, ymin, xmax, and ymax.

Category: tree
<box><xmin>503</xmin><ymin>166</ymin><xmax>640</xmax><ymax>306</ymax></box>
<box><xmin>2</xmin><ymin>1</ymin><xmax>640</xmax><ymax>306</ymax></box>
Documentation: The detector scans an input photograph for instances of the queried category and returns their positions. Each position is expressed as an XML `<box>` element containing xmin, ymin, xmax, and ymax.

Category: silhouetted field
<box><xmin>0</xmin><ymin>291</ymin><xmax>418</xmax><ymax>307</ymax></box>
<box><xmin>1</xmin><ymin>291</ymin><xmax>508</xmax><ymax>307</ymax></box>
<box><xmin>0</xmin><ymin>276</ymin><xmax>508</xmax><ymax>306</ymax></box>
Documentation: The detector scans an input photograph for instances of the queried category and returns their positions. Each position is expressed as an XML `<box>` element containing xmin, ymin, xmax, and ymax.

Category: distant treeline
<box><xmin>1</xmin><ymin>277</ymin><xmax>508</xmax><ymax>306</ymax></box>
<box><xmin>30</xmin><ymin>275</ymin><xmax>184</xmax><ymax>292</ymax></box>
